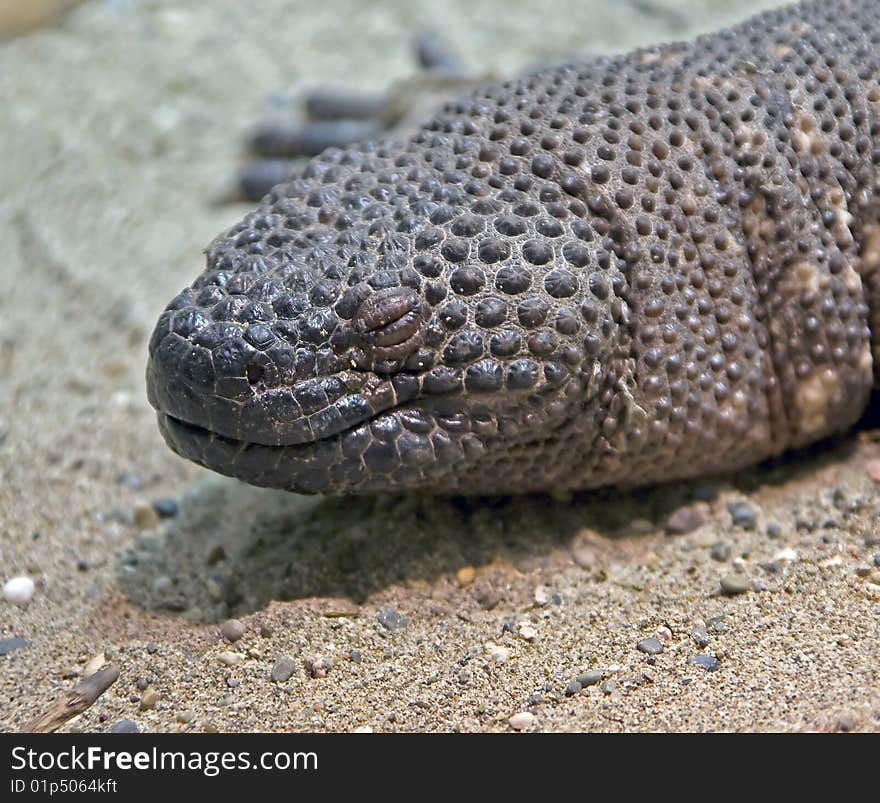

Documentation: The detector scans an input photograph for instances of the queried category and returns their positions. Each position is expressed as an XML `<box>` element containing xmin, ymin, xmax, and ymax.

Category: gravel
<box><xmin>665</xmin><ymin>505</ymin><xmax>705</xmax><ymax>535</ymax></box>
<box><xmin>377</xmin><ymin>607</ymin><xmax>408</xmax><ymax>631</ymax></box>
<box><xmin>0</xmin><ymin>636</ymin><xmax>29</xmax><ymax>656</ymax></box>
<box><xmin>720</xmin><ymin>574</ymin><xmax>752</xmax><ymax>595</ymax></box>
<box><xmin>152</xmin><ymin>498</ymin><xmax>179</xmax><ymax>518</ymax></box>
<box><xmin>2</xmin><ymin>576</ymin><xmax>35</xmax><ymax>605</ymax></box>
<box><xmin>220</xmin><ymin>619</ymin><xmax>247</xmax><ymax>643</ymax></box>
<box><xmin>270</xmin><ymin>657</ymin><xmax>297</xmax><ymax>682</ymax></box>
<box><xmin>110</xmin><ymin>719</ymin><xmax>141</xmax><ymax>734</ymax></box>
<box><xmin>728</xmin><ymin>500</ymin><xmax>758</xmax><ymax>530</ymax></box>
<box><xmin>509</xmin><ymin>711</ymin><xmax>536</xmax><ymax>730</ymax></box>
<box><xmin>689</xmin><ymin>654</ymin><xmax>719</xmax><ymax>671</ymax></box>
<box><xmin>576</xmin><ymin>670</ymin><xmax>604</xmax><ymax>687</ymax></box>
<box><xmin>636</xmin><ymin>637</ymin><xmax>664</xmax><ymax>655</ymax></box>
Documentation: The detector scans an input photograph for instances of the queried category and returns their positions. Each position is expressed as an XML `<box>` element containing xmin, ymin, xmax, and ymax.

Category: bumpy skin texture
<box><xmin>147</xmin><ymin>0</ymin><xmax>880</xmax><ymax>495</ymax></box>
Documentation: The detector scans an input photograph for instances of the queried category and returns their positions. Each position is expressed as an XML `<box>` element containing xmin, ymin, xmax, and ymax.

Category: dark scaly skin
<box><xmin>147</xmin><ymin>0</ymin><xmax>880</xmax><ymax>495</ymax></box>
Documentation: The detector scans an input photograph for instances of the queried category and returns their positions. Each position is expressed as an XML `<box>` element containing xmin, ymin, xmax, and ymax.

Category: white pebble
<box><xmin>518</xmin><ymin>623</ymin><xmax>538</xmax><ymax>642</ymax></box>
<box><xmin>509</xmin><ymin>711</ymin><xmax>536</xmax><ymax>730</ymax></box>
<box><xmin>217</xmin><ymin>651</ymin><xmax>244</xmax><ymax>666</ymax></box>
<box><xmin>3</xmin><ymin>576</ymin><xmax>35</xmax><ymax>605</ymax></box>
<box><xmin>485</xmin><ymin>643</ymin><xmax>510</xmax><ymax>664</ymax></box>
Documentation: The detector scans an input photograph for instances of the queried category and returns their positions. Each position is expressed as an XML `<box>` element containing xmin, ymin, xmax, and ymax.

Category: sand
<box><xmin>2</xmin><ymin>0</ymin><xmax>879</xmax><ymax>733</ymax></box>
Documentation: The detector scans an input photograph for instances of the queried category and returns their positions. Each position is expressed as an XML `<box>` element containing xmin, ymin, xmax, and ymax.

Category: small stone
<box><xmin>349</xmin><ymin>649</ymin><xmax>363</xmax><ymax>663</ymax></box>
<box><xmin>866</xmin><ymin>459</ymin><xmax>880</xmax><ymax>483</ymax></box>
<box><xmin>152</xmin><ymin>498</ymin><xmax>179</xmax><ymax>518</ymax></box>
<box><xmin>564</xmin><ymin>681</ymin><xmax>582</xmax><ymax>696</ymax></box>
<box><xmin>766</xmin><ymin>522</ymin><xmax>782</xmax><ymax>539</ymax></box>
<box><xmin>110</xmin><ymin>719</ymin><xmax>140</xmax><ymax>734</ymax></box>
<box><xmin>486</xmin><ymin>644</ymin><xmax>510</xmax><ymax>664</ymax></box>
<box><xmin>533</xmin><ymin>585</ymin><xmax>550</xmax><ymax>605</ymax></box>
<box><xmin>139</xmin><ymin>687</ymin><xmax>159</xmax><ymax>710</ymax></box>
<box><xmin>146</xmin><ymin>643</ymin><xmax>159</xmax><ymax>654</ymax></box>
<box><xmin>0</xmin><ymin>636</ymin><xmax>29</xmax><ymax>656</ymax></box>
<box><xmin>773</xmin><ymin>547</ymin><xmax>798</xmax><ymax>563</ymax></box>
<box><xmin>576</xmin><ymin>670</ymin><xmax>604</xmax><ymax>687</ymax></box>
<box><xmin>636</xmin><ymin>637</ymin><xmax>663</xmax><ymax>655</ymax></box>
<box><xmin>689</xmin><ymin>654</ymin><xmax>718</xmax><ymax>671</ymax></box>
<box><xmin>720</xmin><ymin>574</ymin><xmax>752</xmax><ymax>595</ymax></box>
<box><xmin>691</xmin><ymin>621</ymin><xmax>710</xmax><ymax>648</ymax></box>
<box><xmin>835</xmin><ymin>712</ymin><xmax>857</xmax><ymax>732</ymax></box>
<box><xmin>455</xmin><ymin>566</ymin><xmax>476</xmax><ymax>587</ymax></box>
<box><xmin>3</xmin><ymin>576</ymin><xmax>35</xmax><ymax>605</ymax></box>
<box><xmin>665</xmin><ymin>505</ymin><xmax>705</xmax><ymax>535</ymax></box>
<box><xmin>175</xmin><ymin>710</ymin><xmax>195</xmax><ymax>723</ymax></box>
<box><xmin>303</xmin><ymin>655</ymin><xmax>333</xmax><ymax>678</ymax></box>
<box><xmin>133</xmin><ymin>502</ymin><xmax>159</xmax><ymax>530</ymax></box>
<box><xmin>135</xmin><ymin>677</ymin><xmax>148</xmax><ymax>691</ymax></box>
<box><xmin>517</xmin><ymin>623</ymin><xmax>538</xmax><ymax>642</ymax></box>
<box><xmin>220</xmin><ymin>619</ymin><xmax>247</xmax><ymax>643</ymax></box>
<box><xmin>509</xmin><ymin>711</ymin><xmax>536</xmax><ymax>730</ymax></box>
<box><xmin>600</xmin><ymin>679</ymin><xmax>617</xmax><ymax>695</ymax></box>
<box><xmin>727</xmin><ymin>500</ymin><xmax>757</xmax><ymax>530</ymax></box>
<box><xmin>271</xmin><ymin>657</ymin><xmax>297</xmax><ymax>682</ymax></box>
<box><xmin>83</xmin><ymin>653</ymin><xmax>106</xmax><ymax>676</ymax></box>
<box><xmin>709</xmin><ymin>540</ymin><xmax>732</xmax><ymax>562</ymax></box>
<box><xmin>377</xmin><ymin>607</ymin><xmax>408</xmax><ymax>631</ymax></box>
<box><xmin>217</xmin><ymin>651</ymin><xmax>243</xmax><ymax>667</ymax></box>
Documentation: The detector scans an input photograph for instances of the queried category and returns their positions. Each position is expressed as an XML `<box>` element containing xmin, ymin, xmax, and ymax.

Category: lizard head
<box><xmin>147</xmin><ymin>100</ymin><xmax>613</xmax><ymax>494</ymax></box>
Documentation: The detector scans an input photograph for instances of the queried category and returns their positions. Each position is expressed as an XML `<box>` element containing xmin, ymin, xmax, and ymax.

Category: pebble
<box><xmin>2</xmin><ymin>576</ymin><xmax>35</xmax><ymax>605</ymax></box>
<box><xmin>83</xmin><ymin>653</ymin><xmax>106</xmax><ymax>676</ymax></box>
<box><xmin>146</xmin><ymin>643</ymin><xmax>159</xmax><ymax>654</ymax></box>
<box><xmin>866</xmin><ymin>459</ymin><xmax>880</xmax><ymax>483</ymax></box>
<box><xmin>139</xmin><ymin>688</ymin><xmax>159</xmax><ymax>710</ymax></box>
<box><xmin>377</xmin><ymin>607</ymin><xmax>408</xmax><ymax>631</ymax></box>
<box><xmin>217</xmin><ymin>651</ymin><xmax>243</xmax><ymax>667</ymax></box>
<box><xmin>270</xmin><ymin>657</ymin><xmax>297</xmax><ymax>682</ymax></box>
<box><xmin>709</xmin><ymin>540</ymin><xmax>732</xmax><ymax>562</ymax></box>
<box><xmin>727</xmin><ymin>500</ymin><xmax>757</xmax><ymax>530</ymax></box>
<box><xmin>563</xmin><ymin>681</ymin><xmax>582</xmax><ymax>696</ymax></box>
<box><xmin>136</xmin><ymin>677</ymin><xmax>148</xmax><ymax>691</ymax></box>
<box><xmin>349</xmin><ymin>649</ymin><xmax>363</xmax><ymax>663</ymax></box>
<box><xmin>533</xmin><ymin>585</ymin><xmax>550</xmax><ymax>605</ymax></box>
<box><xmin>132</xmin><ymin>502</ymin><xmax>159</xmax><ymax>530</ymax></box>
<box><xmin>689</xmin><ymin>654</ymin><xmax>718</xmax><ymax>671</ymax></box>
<box><xmin>303</xmin><ymin>655</ymin><xmax>333</xmax><ymax>678</ymax></box>
<box><xmin>576</xmin><ymin>670</ymin><xmax>604</xmax><ymax>687</ymax></box>
<box><xmin>152</xmin><ymin>498</ymin><xmax>179</xmax><ymax>518</ymax></box>
<box><xmin>176</xmin><ymin>710</ymin><xmax>195</xmax><ymax>723</ymax></box>
<box><xmin>455</xmin><ymin>566</ymin><xmax>476</xmax><ymax>587</ymax></box>
<box><xmin>600</xmin><ymin>679</ymin><xmax>617</xmax><ymax>695</ymax></box>
<box><xmin>773</xmin><ymin>547</ymin><xmax>798</xmax><ymax>563</ymax></box>
<box><xmin>220</xmin><ymin>619</ymin><xmax>247</xmax><ymax>643</ymax></box>
<box><xmin>691</xmin><ymin>622</ymin><xmax>709</xmax><ymax>648</ymax></box>
<box><xmin>0</xmin><ymin>636</ymin><xmax>29</xmax><ymax>656</ymax></box>
<box><xmin>509</xmin><ymin>711</ymin><xmax>536</xmax><ymax>730</ymax></box>
<box><xmin>517</xmin><ymin>623</ymin><xmax>538</xmax><ymax>642</ymax></box>
<box><xmin>486</xmin><ymin>644</ymin><xmax>510</xmax><ymax>664</ymax></box>
<box><xmin>665</xmin><ymin>505</ymin><xmax>705</xmax><ymax>535</ymax></box>
<box><xmin>766</xmin><ymin>522</ymin><xmax>782</xmax><ymax>539</ymax></box>
<box><xmin>720</xmin><ymin>574</ymin><xmax>752</xmax><ymax>595</ymax></box>
<box><xmin>636</xmin><ymin>637</ymin><xmax>664</xmax><ymax>655</ymax></box>
<box><xmin>110</xmin><ymin>719</ymin><xmax>140</xmax><ymax>734</ymax></box>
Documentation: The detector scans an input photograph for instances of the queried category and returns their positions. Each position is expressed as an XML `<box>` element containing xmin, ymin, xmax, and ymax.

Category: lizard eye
<box><xmin>353</xmin><ymin>287</ymin><xmax>425</xmax><ymax>363</ymax></box>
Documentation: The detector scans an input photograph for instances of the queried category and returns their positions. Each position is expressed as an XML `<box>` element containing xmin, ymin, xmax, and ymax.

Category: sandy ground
<box><xmin>2</xmin><ymin>0</ymin><xmax>879</xmax><ymax>733</ymax></box>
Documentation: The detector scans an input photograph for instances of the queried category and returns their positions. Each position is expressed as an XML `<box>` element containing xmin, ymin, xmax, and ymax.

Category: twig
<box><xmin>22</xmin><ymin>668</ymin><xmax>120</xmax><ymax>733</ymax></box>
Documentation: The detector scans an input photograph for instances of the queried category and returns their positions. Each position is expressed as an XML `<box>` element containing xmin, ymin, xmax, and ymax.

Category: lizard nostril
<box><xmin>246</xmin><ymin>363</ymin><xmax>265</xmax><ymax>386</ymax></box>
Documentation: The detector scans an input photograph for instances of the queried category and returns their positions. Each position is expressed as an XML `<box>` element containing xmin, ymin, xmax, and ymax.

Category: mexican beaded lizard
<box><xmin>146</xmin><ymin>0</ymin><xmax>880</xmax><ymax>494</ymax></box>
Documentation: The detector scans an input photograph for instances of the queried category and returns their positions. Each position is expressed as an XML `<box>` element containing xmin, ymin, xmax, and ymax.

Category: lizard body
<box><xmin>147</xmin><ymin>0</ymin><xmax>880</xmax><ymax>494</ymax></box>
